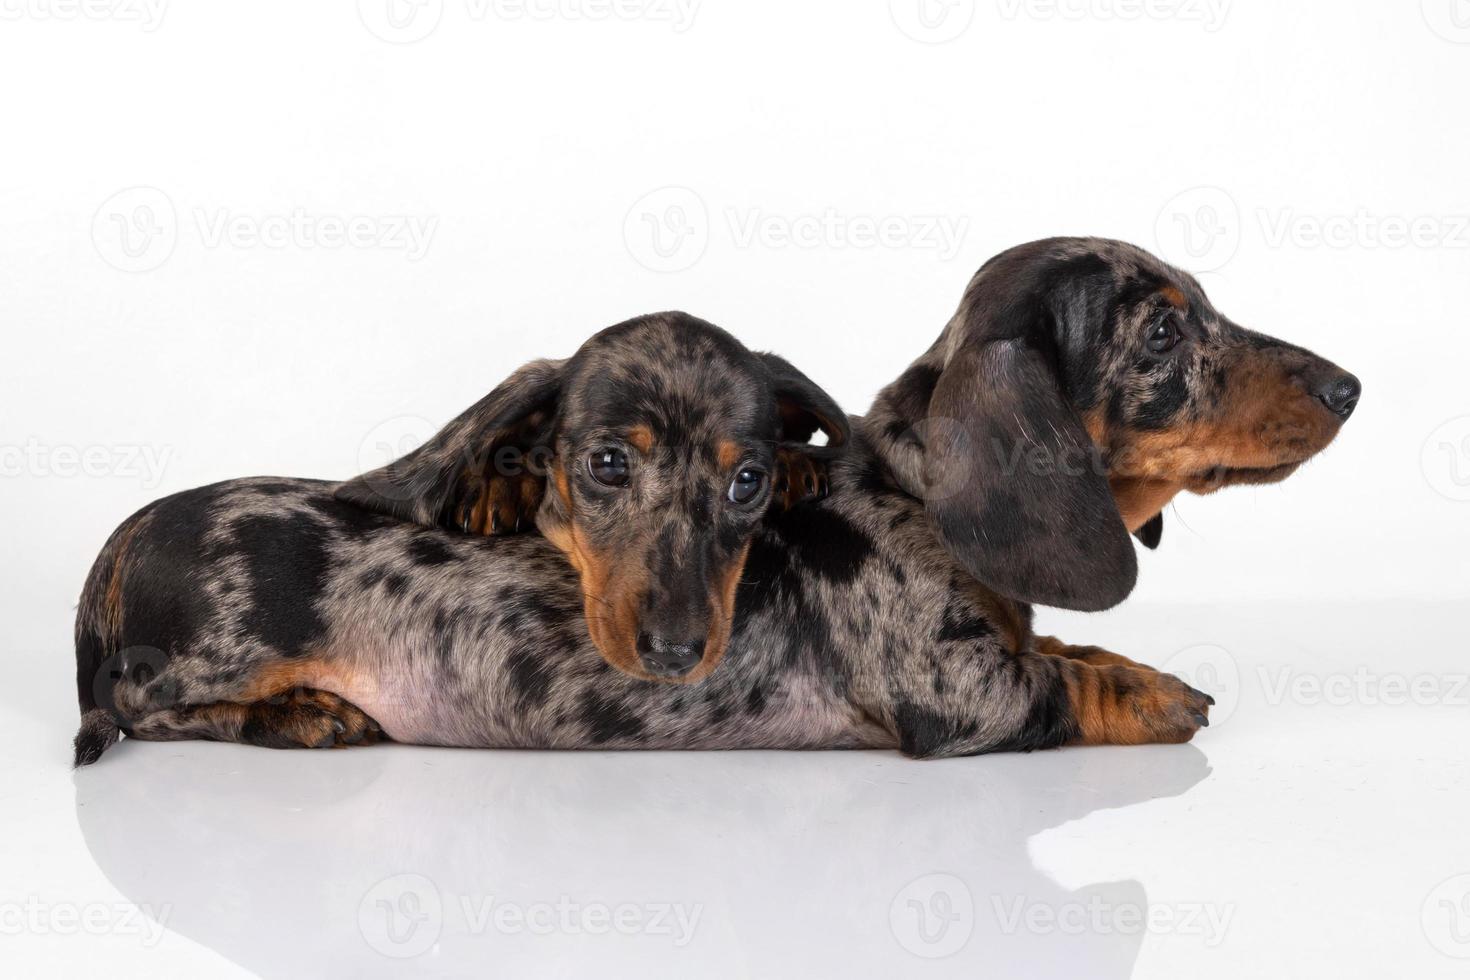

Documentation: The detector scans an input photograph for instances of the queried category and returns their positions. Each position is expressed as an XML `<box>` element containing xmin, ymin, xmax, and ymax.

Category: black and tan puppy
<box><xmin>336</xmin><ymin>313</ymin><xmax>845</xmax><ymax>681</ymax></box>
<box><xmin>73</xmin><ymin>238</ymin><xmax>1359</xmax><ymax>764</ymax></box>
<box><xmin>863</xmin><ymin>236</ymin><xmax>1362</xmax><ymax>610</ymax></box>
<box><xmin>72</xmin><ymin>312</ymin><xmax>846</xmax><ymax>761</ymax></box>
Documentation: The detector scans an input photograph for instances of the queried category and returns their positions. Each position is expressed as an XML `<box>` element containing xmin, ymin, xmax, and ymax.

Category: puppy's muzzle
<box><xmin>636</xmin><ymin>633</ymin><xmax>705</xmax><ymax>679</ymax></box>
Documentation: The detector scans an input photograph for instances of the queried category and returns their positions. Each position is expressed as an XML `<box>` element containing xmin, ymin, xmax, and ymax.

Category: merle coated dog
<box><xmin>72</xmin><ymin>312</ymin><xmax>846</xmax><ymax>762</ymax></box>
<box><xmin>73</xmin><ymin>238</ymin><xmax>1359</xmax><ymax>764</ymax></box>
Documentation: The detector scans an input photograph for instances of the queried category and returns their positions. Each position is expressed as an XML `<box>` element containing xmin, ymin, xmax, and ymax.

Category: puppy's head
<box><xmin>867</xmin><ymin>237</ymin><xmax>1360</xmax><ymax>611</ymax></box>
<box><xmin>339</xmin><ymin>312</ymin><xmax>847</xmax><ymax>682</ymax></box>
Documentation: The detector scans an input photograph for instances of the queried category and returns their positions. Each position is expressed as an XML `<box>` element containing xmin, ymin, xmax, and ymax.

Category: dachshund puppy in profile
<box><xmin>74</xmin><ymin>238</ymin><xmax>1360</xmax><ymax>764</ymax></box>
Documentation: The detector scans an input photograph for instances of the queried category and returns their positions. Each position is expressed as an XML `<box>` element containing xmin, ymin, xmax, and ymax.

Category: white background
<box><xmin>3</xmin><ymin>3</ymin><xmax>1469</xmax><ymax>979</ymax></box>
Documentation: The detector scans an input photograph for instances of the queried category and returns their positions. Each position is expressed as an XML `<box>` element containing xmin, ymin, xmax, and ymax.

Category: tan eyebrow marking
<box><xmin>1160</xmin><ymin>285</ymin><xmax>1189</xmax><ymax>311</ymax></box>
<box><xmin>626</xmin><ymin>425</ymin><xmax>654</xmax><ymax>454</ymax></box>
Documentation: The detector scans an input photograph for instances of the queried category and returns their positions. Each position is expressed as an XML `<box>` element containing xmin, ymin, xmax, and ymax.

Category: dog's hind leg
<box><xmin>126</xmin><ymin>689</ymin><xmax>383</xmax><ymax>750</ymax></box>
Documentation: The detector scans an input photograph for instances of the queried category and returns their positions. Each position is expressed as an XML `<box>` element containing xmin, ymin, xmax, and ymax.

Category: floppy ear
<box><xmin>757</xmin><ymin>353</ymin><xmax>850</xmax><ymax>510</ymax></box>
<box><xmin>759</xmin><ymin>352</ymin><xmax>849</xmax><ymax>452</ymax></box>
<box><xmin>922</xmin><ymin>338</ymin><xmax>1137</xmax><ymax>610</ymax></box>
<box><xmin>335</xmin><ymin>359</ymin><xmax>564</xmax><ymax>531</ymax></box>
<box><xmin>1134</xmin><ymin>512</ymin><xmax>1164</xmax><ymax>550</ymax></box>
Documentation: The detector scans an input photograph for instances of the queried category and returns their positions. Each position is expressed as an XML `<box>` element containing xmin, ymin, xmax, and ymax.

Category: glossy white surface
<box><xmin>5</xmin><ymin>600</ymin><xmax>1467</xmax><ymax>978</ymax></box>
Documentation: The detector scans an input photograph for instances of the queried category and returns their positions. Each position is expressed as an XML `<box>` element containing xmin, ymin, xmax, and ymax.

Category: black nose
<box><xmin>1314</xmin><ymin>373</ymin><xmax>1361</xmax><ymax>419</ymax></box>
<box><xmin>636</xmin><ymin>633</ymin><xmax>705</xmax><ymax>678</ymax></box>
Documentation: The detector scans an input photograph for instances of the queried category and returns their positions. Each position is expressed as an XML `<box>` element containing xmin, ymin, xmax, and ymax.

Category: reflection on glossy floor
<box><xmin>5</xmin><ymin>602</ymin><xmax>1469</xmax><ymax>978</ymax></box>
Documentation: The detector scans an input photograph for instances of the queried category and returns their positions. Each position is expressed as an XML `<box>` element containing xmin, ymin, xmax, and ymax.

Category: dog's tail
<box><xmin>73</xmin><ymin>566</ymin><xmax>123</xmax><ymax>767</ymax></box>
<box><xmin>74</xmin><ymin>709</ymin><xmax>121</xmax><ymax>767</ymax></box>
<box><xmin>72</xmin><ymin>508</ymin><xmax>150</xmax><ymax>768</ymax></box>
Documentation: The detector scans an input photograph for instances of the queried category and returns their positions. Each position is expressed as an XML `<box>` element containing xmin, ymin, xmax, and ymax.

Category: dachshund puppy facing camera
<box><xmin>72</xmin><ymin>313</ymin><xmax>845</xmax><ymax>762</ymax></box>
<box><xmin>338</xmin><ymin>314</ymin><xmax>846</xmax><ymax>682</ymax></box>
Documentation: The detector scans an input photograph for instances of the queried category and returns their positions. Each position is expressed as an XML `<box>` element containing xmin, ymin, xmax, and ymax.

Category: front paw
<box><xmin>773</xmin><ymin>449</ymin><xmax>829</xmax><ymax>511</ymax></box>
<box><xmin>1033</xmin><ymin>636</ymin><xmax>1158</xmax><ymax>671</ymax></box>
<box><xmin>455</xmin><ymin>473</ymin><xmax>543</xmax><ymax>535</ymax></box>
<box><xmin>1070</xmin><ymin>665</ymin><xmax>1213</xmax><ymax>745</ymax></box>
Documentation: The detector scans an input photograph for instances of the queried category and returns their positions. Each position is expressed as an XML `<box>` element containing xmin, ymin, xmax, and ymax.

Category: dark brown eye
<box><xmin>587</xmin><ymin>448</ymin><xmax>630</xmax><ymax>487</ymax></box>
<box><xmin>1147</xmin><ymin>318</ymin><xmax>1181</xmax><ymax>355</ymax></box>
<box><xmin>727</xmin><ymin>468</ymin><xmax>767</xmax><ymax>505</ymax></box>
